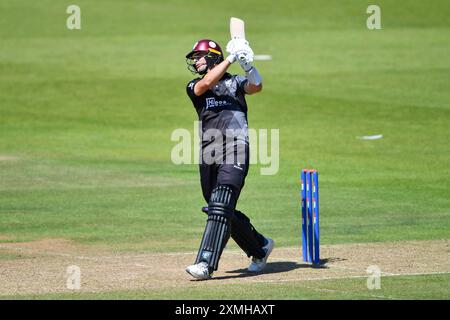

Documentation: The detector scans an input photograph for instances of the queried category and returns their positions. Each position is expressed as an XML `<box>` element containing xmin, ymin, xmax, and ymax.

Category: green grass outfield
<box><xmin>0</xmin><ymin>0</ymin><xmax>449</xmax><ymax>299</ymax></box>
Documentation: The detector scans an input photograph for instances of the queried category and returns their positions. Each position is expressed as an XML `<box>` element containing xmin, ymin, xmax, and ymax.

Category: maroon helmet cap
<box><xmin>186</xmin><ymin>39</ymin><xmax>223</xmax><ymax>59</ymax></box>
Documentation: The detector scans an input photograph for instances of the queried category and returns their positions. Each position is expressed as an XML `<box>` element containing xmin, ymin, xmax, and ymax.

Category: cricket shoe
<box><xmin>186</xmin><ymin>262</ymin><xmax>213</xmax><ymax>280</ymax></box>
<box><xmin>247</xmin><ymin>237</ymin><xmax>274</xmax><ymax>272</ymax></box>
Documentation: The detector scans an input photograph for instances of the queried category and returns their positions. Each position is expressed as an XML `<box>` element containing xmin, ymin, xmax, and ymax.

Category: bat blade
<box><xmin>230</xmin><ymin>17</ymin><xmax>246</xmax><ymax>40</ymax></box>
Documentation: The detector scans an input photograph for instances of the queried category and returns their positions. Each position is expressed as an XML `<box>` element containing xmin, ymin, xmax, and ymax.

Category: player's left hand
<box><xmin>235</xmin><ymin>48</ymin><xmax>254</xmax><ymax>63</ymax></box>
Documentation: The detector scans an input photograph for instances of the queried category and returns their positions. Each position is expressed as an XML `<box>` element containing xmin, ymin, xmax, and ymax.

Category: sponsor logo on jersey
<box><xmin>206</xmin><ymin>97</ymin><xmax>229</xmax><ymax>109</ymax></box>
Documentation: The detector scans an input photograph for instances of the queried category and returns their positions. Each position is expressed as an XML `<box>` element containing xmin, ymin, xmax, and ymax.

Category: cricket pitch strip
<box><xmin>0</xmin><ymin>239</ymin><xmax>448</xmax><ymax>296</ymax></box>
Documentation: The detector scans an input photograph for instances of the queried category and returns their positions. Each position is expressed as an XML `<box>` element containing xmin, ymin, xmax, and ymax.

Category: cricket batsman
<box><xmin>185</xmin><ymin>38</ymin><xmax>274</xmax><ymax>280</ymax></box>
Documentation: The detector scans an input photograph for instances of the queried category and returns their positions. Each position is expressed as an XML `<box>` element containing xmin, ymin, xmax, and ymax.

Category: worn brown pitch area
<box><xmin>0</xmin><ymin>239</ymin><xmax>448</xmax><ymax>296</ymax></box>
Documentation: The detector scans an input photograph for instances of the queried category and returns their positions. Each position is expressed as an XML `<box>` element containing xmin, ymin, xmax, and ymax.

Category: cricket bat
<box><xmin>229</xmin><ymin>17</ymin><xmax>247</xmax><ymax>61</ymax></box>
<box><xmin>230</xmin><ymin>17</ymin><xmax>246</xmax><ymax>40</ymax></box>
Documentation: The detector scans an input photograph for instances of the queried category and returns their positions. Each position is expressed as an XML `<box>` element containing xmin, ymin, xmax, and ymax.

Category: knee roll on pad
<box><xmin>208</xmin><ymin>185</ymin><xmax>236</xmax><ymax>217</ymax></box>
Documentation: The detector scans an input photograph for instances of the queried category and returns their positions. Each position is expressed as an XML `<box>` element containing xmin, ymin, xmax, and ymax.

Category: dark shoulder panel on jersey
<box><xmin>186</xmin><ymin>78</ymin><xmax>202</xmax><ymax>114</ymax></box>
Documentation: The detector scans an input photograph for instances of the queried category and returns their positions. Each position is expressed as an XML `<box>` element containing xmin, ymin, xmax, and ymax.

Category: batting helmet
<box><xmin>186</xmin><ymin>39</ymin><xmax>224</xmax><ymax>74</ymax></box>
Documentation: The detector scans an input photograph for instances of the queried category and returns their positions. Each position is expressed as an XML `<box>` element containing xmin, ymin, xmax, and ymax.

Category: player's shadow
<box><xmin>210</xmin><ymin>258</ymin><xmax>339</xmax><ymax>281</ymax></box>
